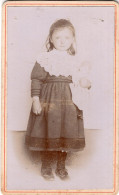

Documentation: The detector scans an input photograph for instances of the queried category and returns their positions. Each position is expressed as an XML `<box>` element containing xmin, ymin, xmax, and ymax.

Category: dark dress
<box><xmin>25</xmin><ymin>61</ymin><xmax>85</xmax><ymax>152</ymax></box>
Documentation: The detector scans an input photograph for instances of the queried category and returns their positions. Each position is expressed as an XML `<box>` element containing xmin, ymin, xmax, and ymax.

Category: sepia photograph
<box><xmin>1</xmin><ymin>1</ymin><xmax>119</xmax><ymax>194</ymax></box>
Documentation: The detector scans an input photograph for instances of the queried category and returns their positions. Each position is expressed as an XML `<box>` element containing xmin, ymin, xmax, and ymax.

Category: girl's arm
<box><xmin>31</xmin><ymin>61</ymin><xmax>47</xmax><ymax>115</ymax></box>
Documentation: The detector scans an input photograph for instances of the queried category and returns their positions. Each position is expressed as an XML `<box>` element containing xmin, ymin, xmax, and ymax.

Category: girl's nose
<box><xmin>60</xmin><ymin>39</ymin><xmax>65</xmax><ymax>44</ymax></box>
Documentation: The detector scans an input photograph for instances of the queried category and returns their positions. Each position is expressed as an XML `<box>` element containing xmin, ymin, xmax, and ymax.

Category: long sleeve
<box><xmin>31</xmin><ymin>61</ymin><xmax>48</xmax><ymax>97</ymax></box>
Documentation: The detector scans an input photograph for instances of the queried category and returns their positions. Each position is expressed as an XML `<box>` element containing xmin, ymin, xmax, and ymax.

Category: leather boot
<box><xmin>55</xmin><ymin>151</ymin><xmax>68</xmax><ymax>179</ymax></box>
<box><xmin>41</xmin><ymin>151</ymin><xmax>54</xmax><ymax>180</ymax></box>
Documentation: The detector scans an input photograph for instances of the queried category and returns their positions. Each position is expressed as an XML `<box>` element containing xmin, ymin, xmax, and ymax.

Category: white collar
<box><xmin>36</xmin><ymin>50</ymin><xmax>78</xmax><ymax>77</ymax></box>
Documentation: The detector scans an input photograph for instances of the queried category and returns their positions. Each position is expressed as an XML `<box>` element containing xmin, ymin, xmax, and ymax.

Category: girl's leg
<box><xmin>41</xmin><ymin>151</ymin><xmax>54</xmax><ymax>180</ymax></box>
<box><xmin>55</xmin><ymin>151</ymin><xmax>68</xmax><ymax>179</ymax></box>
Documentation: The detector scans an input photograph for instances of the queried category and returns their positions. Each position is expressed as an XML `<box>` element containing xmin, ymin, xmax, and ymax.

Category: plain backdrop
<box><xmin>0</xmin><ymin>2</ymin><xmax>118</xmax><ymax>192</ymax></box>
<box><xmin>7</xmin><ymin>6</ymin><xmax>114</xmax><ymax>131</ymax></box>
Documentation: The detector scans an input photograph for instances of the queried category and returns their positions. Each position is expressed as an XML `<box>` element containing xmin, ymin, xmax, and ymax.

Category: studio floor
<box><xmin>7</xmin><ymin>129</ymin><xmax>113</xmax><ymax>191</ymax></box>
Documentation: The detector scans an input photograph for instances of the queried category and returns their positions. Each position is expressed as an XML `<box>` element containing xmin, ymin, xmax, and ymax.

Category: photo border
<box><xmin>1</xmin><ymin>1</ymin><xmax>119</xmax><ymax>194</ymax></box>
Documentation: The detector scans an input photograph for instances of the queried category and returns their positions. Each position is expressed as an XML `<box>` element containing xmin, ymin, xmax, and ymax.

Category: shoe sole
<box><xmin>55</xmin><ymin>170</ymin><xmax>68</xmax><ymax>179</ymax></box>
<box><xmin>41</xmin><ymin>174</ymin><xmax>54</xmax><ymax>180</ymax></box>
<box><xmin>41</xmin><ymin>167</ymin><xmax>54</xmax><ymax>180</ymax></box>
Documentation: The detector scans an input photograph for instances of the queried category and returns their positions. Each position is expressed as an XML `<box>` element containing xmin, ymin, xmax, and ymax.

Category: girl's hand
<box><xmin>32</xmin><ymin>96</ymin><xmax>42</xmax><ymax>115</ymax></box>
<box><xmin>79</xmin><ymin>77</ymin><xmax>91</xmax><ymax>89</ymax></box>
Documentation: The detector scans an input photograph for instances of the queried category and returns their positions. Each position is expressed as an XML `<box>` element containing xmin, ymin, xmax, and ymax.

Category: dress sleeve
<box><xmin>31</xmin><ymin>61</ymin><xmax>48</xmax><ymax>97</ymax></box>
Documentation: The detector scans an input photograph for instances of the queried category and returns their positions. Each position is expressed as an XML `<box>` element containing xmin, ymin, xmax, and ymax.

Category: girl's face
<box><xmin>51</xmin><ymin>27</ymin><xmax>74</xmax><ymax>51</ymax></box>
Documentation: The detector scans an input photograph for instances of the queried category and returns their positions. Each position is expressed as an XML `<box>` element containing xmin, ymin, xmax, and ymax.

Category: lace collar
<box><xmin>36</xmin><ymin>49</ymin><xmax>78</xmax><ymax>77</ymax></box>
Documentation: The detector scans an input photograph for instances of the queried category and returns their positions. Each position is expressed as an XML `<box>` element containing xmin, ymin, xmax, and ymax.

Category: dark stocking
<box><xmin>56</xmin><ymin>151</ymin><xmax>68</xmax><ymax>178</ymax></box>
<box><xmin>57</xmin><ymin>151</ymin><xmax>67</xmax><ymax>169</ymax></box>
<box><xmin>40</xmin><ymin>151</ymin><xmax>54</xmax><ymax>179</ymax></box>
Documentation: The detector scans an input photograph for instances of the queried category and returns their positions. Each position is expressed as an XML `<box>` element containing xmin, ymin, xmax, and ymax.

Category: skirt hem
<box><xmin>25</xmin><ymin>135</ymin><xmax>85</xmax><ymax>152</ymax></box>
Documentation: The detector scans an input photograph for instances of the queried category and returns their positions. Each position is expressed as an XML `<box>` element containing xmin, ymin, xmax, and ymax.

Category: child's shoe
<box><xmin>41</xmin><ymin>165</ymin><xmax>54</xmax><ymax>180</ymax></box>
<box><xmin>41</xmin><ymin>151</ymin><xmax>54</xmax><ymax>180</ymax></box>
<box><xmin>55</xmin><ymin>167</ymin><xmax>68</xmax><ymax>179</ymax></box>
<box><xmin>55</xmin><ymin>151</ymin><xmax>68</xmax><ymax>179</ymax></box>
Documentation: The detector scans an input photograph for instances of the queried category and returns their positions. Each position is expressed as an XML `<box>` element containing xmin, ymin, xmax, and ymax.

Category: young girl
<box><xmin>25</xmin><ymin>19</ymin><xmax>91</xmax><ymax>180</ymax></box>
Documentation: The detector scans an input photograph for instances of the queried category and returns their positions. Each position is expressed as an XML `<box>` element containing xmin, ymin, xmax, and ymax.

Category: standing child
<box><xmin>25</xmin><ymin>19</ymin><xmax>91</xmax><ymax>180</ymax></box>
